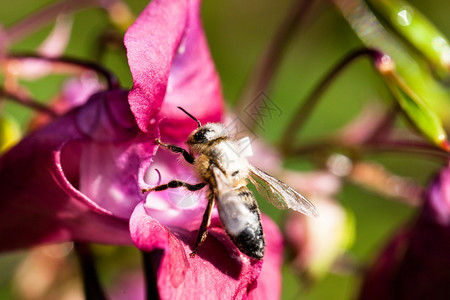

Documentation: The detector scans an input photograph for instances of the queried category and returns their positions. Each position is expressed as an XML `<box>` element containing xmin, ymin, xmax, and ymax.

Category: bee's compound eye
<box><xmin>193</xmin><ymin>128</ymin><xmax>210</xmax><ymax>143</ymax></box>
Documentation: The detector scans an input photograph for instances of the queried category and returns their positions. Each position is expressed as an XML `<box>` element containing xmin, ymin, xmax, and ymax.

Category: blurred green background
<box><xmin>0</xmin><ymin>0</ymin><xmax>448</xmax><ymax>299</ymax></box>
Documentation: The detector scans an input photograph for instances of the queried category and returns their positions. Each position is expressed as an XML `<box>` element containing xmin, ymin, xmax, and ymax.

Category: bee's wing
<box><xmin>211</xmin><ymin>166</ymin><xmax>234</xmax><ymax>194</ymax></box>
<box><xmin>248</xmin><ymin>166</ymin><xmax>319</xmax><ymax>217</ymax></box>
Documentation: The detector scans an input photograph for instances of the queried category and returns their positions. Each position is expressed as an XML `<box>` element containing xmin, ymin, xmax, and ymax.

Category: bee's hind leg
<box><xmin>190</xmin><ymin>191</ymin><xmax>215</xmax><ymax>258</ymax></box>
<box><xmin>142</xmin><ymin>181</ymin><xmax>206</xmax><ymax>193</ymax></box>
<box><xmin>155</xmin><ymin>138</ymin><xmax>194</xmax><ymax>164</ymax></box>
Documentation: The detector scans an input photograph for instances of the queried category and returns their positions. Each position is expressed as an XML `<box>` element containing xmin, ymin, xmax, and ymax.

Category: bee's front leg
<box><xmin>190</xmin><ymin>191</ymin><xmax>215</xmax><ymax>258</ymax></box>
<box><xmin>142</xmin><ymin>181</ymin><xmax>206</xmax><ymax>193</ymax></box>
<box><xmin>155</xmin><ymin>138</ymin><xmax>194</xmax><ymax>164</ymax></box>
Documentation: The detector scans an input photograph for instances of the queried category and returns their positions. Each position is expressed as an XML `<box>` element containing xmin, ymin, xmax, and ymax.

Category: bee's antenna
<box><xmin>177</xmin><ymin>106</ymin><xmax>201</xmax><ymax>128</ymax></box>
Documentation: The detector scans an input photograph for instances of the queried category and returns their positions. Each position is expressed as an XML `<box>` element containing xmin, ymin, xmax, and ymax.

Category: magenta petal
<box><xmin>130</xmin><ymin>202</ymin><xmax>263</xmax><ymax>300</ymax></box>
<box><xmin>158</xmin><ymin>0</ymin><xmax>223</xmax><ymax>142</ymax></box>
<box><xmin>248</xmin><ymin>215</ymin><xmax>283</xmax><ymax>300</ymax></box>
<box><xmin>125</xmin><ymin>0</ymin><xmax>188</xmax><ymax>132</ymax></box>
<box><xmin>125</xmin><ymin>0</ymin><xmax>223</xmax><ymax>139</ymax></box>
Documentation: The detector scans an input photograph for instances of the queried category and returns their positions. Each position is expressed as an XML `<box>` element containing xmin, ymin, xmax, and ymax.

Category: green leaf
<box><xmin>385</xmin><ymin>72</ymin><xmax>449</xmax><ymax>150</ymax></box>
<box><xmin>334</xmin><ymin>0</ymin><xmax>450</xmax><ymax>149</ymax></box>
<box><xmin>368</xmin><ymin>0</ymin><xmax>450</xmax><ymax>75</ymax></box>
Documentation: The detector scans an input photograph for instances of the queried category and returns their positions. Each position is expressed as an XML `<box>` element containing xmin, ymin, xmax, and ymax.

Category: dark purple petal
<box><xmin>130</xmin><ymin>202</ymin><xmax>263</xmax><ymax>300</ymax></box>
<box><xmin>424</xmin><ymin>167</ymin><xmax>450</xmax><ymax>225</ymax></box>
<box><xmin>0</xmin><ymin>90</ymin><xmax>154</xmax><ymax>251</ymax></box>
<box><xmin>357</xmin><ymin>229</ymin><xmax>411</xmax><ymax>300</ymax></box>
<box><xmin>358</xmin><ymin>167</ymin><xmax>450</xmax><ymax>300</ymax></box>
<box><xmin>125</xmin><ymin>0</ymin><xmax>223</xmax><ymax>141</ymax></box>
<box><xmin>76</xmin><ymin>91</ymin><xmax>158</xmax><ymax>219</ymax></box>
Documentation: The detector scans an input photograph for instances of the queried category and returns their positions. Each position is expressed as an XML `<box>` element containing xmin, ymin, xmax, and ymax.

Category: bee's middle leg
<box><xmin>190</xmin><ymin>191</ymin><xmax>215</xmax><ymax>258</ymax></box>
<box><xmin>142</xmin><ymin>181</ymin><xmax>206</xmax><ymax>193</ymax></box>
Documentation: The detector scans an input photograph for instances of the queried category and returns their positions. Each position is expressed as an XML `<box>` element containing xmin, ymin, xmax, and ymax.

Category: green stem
<box><xmin>365</xmin><ymin>102</ymin><xmax>400</xmax><ymax>142</ymax></box>
<box><xmin>291</xmin><ymin>137</ymin><xmax>449</xmax><ymax>161</ymax></box>
<box><xmin>141</xmin><ymin>251</ymin><xmax>160</xmax><ymax>300</ymax></box>
<box><xmin>364</xmin><ymin>139</ymin><xmax>450</xmax><ymax>160</ymax></box>
<box><xmin>74</xmin><ymin>242</ymin><xmax>108</xmax><ymax>300</ymax></box>
<box><xmin>0</xmin><ymin>88</ymin><xmax>58</xmax><ymax>117</ymax></box>
<box><xmin>236</xmin><ymin>0</ymin><xmax>318</xmax><ymax>128</ymax></box>
<box><xmin>5</xmin><ymin>0</ymin><xmax>115</xmax><ymax>43</ymax></box>
<box><xmin>280</xmin><ymin>48</ymin><xmax>382</xmax><ymax>154</ymax></box>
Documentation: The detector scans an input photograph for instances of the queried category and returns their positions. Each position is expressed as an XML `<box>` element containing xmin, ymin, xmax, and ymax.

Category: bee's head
<box><xmin>187</xmin><ymin>123</ymin><xmax>229</xmax><ymax>145</ymax></box>
<box><xmin>177</xmin><ymin>107</ymin><xmax>229</xmax><ymax>152</ymax></box>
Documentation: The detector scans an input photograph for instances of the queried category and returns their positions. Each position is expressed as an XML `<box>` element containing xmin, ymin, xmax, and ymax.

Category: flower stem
<box><xmin>364</xmin><ymin>102</ymin><xmax>400</xmax><ymax>142</ymax></box>
<box><xmin>235</xmin><ymin>0</ymin><xmax>318</xmax><ymax>127</ymax></box>
<box><xmin>5</xmin><ymin>0</ymin><xmax>116</xmax><ymax>43</ymax></box>
<box><xmin>0</xmin><ymin>88</ymin><xmax>58</xmax><ymax>117</ymax></box>
<box><xmin>348</xmin><ymin>160</ymin><xmax>423</xmax><ymax>206</ymax></box>
<box><xmin>95</xmin><ymin>29</ymin><xmax>127</xmax><ymax>61</ymax></box>
<box><xmin>291</xmin><ymin>137</ymin><xmax>449</xmax><ymax>161</ymax></box>
<box><xmin>141</xmin><ymin>250</ymin><xmax>160</xmax><ymax>300</ymax></box>
<box><xmin>74</xmin><ymin>242</ymin><xmax>108</xmax><ymax>300</ymax></box>
<box><xmin>6</xmin><ymin>53</ymin><xmax>120</xmax><ymax>90</ymax></box>
<box><xmin>364</xmin><ymin>139</ymin><xmax>450</xmax><ymax>161</ymax></box>
<box><xmin>280</xmin><ymin>48</ymin><xmax>382</xmax><ymax>154</ymax></box>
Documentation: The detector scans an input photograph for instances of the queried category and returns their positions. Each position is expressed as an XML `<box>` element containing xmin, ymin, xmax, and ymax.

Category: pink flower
<box><xmin>0</xmin><ymin>0</ymin><xmax>223</xmax><ymax>253</ymax></box>
<box><xmin>0</xmin><ymin>0</ymin><xmax>283</xmax><ymax>298</ymax></box>
<box><xmin>125</xmin><ymin>0</ymin><xmax>282</xmax><ymax>298</ymax></box>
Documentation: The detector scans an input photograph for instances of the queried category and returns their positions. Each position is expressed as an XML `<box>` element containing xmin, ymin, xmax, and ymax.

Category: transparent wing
<box><xmin>248</xmin><ymin>166</ymin><xmax>319</xmax><ymax>217</ymax></box>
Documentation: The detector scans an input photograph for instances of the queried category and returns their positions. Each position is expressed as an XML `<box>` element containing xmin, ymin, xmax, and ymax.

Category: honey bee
<box><xmin>142</xmin><ymin>107</ymin><xmax>318</xmax><ymax>260</ymax></box>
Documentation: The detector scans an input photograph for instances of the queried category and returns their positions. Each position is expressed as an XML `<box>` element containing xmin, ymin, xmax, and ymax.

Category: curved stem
<box><xmin>235</xmin><ymin>0</ymin><xmax>318</xmax><ymax>127</ymax></box>
<box><xmin>6</xmin><ymin>53</ymin><xmax>120</xmax><ymax>90</ymax></box>
<box><xmin>280</xmin><ymin>48</ymin><xmax>382</xmax><ymax>154</ymax></box>
<box><xmin>94</xmin><ymin>29</ymin><xmax>127</xmax><ymax>61</ymax></box>
<box><xmin>5</xmin><ymin>0</ymin><xmax>115</xmax><ymax>43</ymax></box>
<box><xmin>291</xmin><ymin>137</ymin><xmax>449</xmax><ymax>161</ymax></box>
<box><xmin>364</xmin><ymin>139</ymin><xmax>450</xmax><ymax>160</ymax></box>
<box><xmin>74</xmin><ymin>242</ymin><xmax>108</xmax><ymax>300</ymax></box>
<box><xmin>365</xmin><ymin>102</ymin><xmax>400</xmax><ymax>142</ymax></box>
<box><xmin>0</xmin><ymin>88</ymin><xmax>58</xmax><ymax>117</ymax></box>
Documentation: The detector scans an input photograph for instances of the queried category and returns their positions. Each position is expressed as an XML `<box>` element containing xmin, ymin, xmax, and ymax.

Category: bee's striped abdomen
<box><xmin>216</xmin><ymin>186</ymin><xmax>265</xmax><ymax>259</ymax></box>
